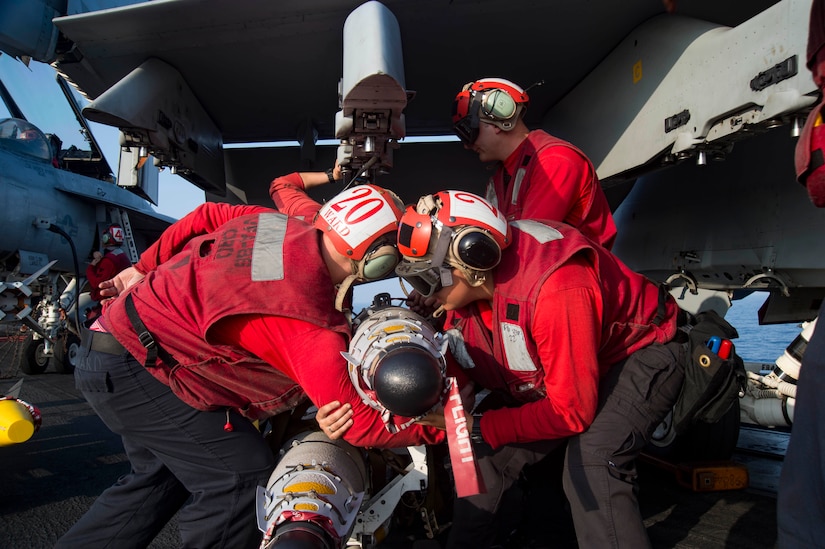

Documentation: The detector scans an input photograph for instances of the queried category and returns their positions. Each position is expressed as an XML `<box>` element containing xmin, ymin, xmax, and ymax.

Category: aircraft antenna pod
<box><xmin>83</xmin><ymin>58</ymin><xmax>225</xmax><ymax>195</ymax></box>
<box><xmin>335</xmin><ymin>1</ymin><xmax>407</xmax><ymax>183</ymax></box>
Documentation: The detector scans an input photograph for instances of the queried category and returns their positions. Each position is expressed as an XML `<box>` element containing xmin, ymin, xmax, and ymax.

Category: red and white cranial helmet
<box><xmin>314</xmin><ymin>184</ymin><xmax>405</xmax><ymax>282</ymax></box>
<box><xmin>452</xmin><ymin>78</ymin><xmax>529</xmax><ymax>144</ymax></box>
<box><xmin>102</xmin><ymin>224</ymin><xmax>124</xmax><ymax>246</ymax></box>
<box><xmin>396</xmin><ymin>190</ymin><xmax>511</xmax><ymax>296</ymax></box>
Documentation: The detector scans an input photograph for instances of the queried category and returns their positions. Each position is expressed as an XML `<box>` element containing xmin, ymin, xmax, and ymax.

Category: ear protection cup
<box><xmin>482</xmin><ymin>89</ymin><xmax>517</xmax><ymax>122</ymax></box>
<box><xmin>450</xmin><ymin>227</ymin><xmax>501</xmax><ymax>271</ymax></box>
<box><xmin>361</xmin><ymin>243</ymin><xmax>400</xmax><ymax>280</ymax></box>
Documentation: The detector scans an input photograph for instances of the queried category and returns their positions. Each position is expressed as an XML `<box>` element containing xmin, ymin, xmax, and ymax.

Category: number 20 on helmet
<box><xmin>314</xmin><ymin>184</ymin><xmax>404</xmax><ymax>282</ymax></box>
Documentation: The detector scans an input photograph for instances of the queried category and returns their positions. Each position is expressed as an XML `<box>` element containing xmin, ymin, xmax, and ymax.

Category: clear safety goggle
<box><xmin>395</xmin><ymin>263</ymin><xmax>454</xmax><ymax>298</ymax></box>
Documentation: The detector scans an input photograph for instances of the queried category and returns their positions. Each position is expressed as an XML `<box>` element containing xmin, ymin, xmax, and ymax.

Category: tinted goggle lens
<box><xmin>453</xmin><ymin>116</ymin><xmax>479</xmax><ymax>145</ymax></box>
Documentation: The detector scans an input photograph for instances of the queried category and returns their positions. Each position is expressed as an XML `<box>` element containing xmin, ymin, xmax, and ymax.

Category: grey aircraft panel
<box><xmin>49</xmin><ymin>0</ymin><xmax>778</xmax><ymax>144</ymax></box>
<box><xmin>3</xmin><ymin>0</ymin><xmax>824</xmax><ymax>322</ymax></box>
<box><xmin>223</xmin><ymin>140</ymin><xmax>488</xmax><ymax>209</ymax></box>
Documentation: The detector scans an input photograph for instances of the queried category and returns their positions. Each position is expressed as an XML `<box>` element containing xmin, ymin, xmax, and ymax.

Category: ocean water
<box><xmin>725</xmin><ymin>292</ymin><xmax>804</xmax><ymax>363</ymax></box>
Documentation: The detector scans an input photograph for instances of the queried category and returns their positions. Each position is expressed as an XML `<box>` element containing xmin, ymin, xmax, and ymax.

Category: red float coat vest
<box><xmin>445</xmin><ymin>219</ymin><xmax>677</xmax><ymax>404</ymax></box>
<box><xmin>104</xmin><ymin>212</ymin><xmax>350</xmax><ymax>420</ymax></box>
<box><xmin>485</xmin><ymin>130</ymin><xmax>617</xmax><ymax>249</ymax></box>
<box><xmin>87</xmin><ymin>248</ymin><xmax>132</xmax><ymax>302</ymax></box>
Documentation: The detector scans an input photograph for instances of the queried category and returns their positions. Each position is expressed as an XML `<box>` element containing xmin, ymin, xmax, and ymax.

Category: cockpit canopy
<box><xmin>0</xmin><ymin>118</ymin><xmax>51</xmax><ymax>162</ymax></box>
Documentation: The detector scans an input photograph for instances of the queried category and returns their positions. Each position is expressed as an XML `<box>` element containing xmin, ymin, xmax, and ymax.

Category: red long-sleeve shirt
<box><xmin>125</xmin><ymin>201</ymin><xmax>444</xmax><ymax>448</ymax></box>
<box><xmin>445</xmin><ymin>227</ymin><xmax>676</xmax><ymax>449</ymax></box>
<box><xmin>216</xmin><ymin>313</ymin><xmax>444</xmax><ymax>448</ymax></box>
<box><xmin>479</xmin><ymin>258</ymin><xmax>604</xmax><ymax>448</ymax></box>
<box><xmin>493</xmin><ymin>130</ymin><xmax>617</xmax><ymax>249</ymax></box>
<box><xmin>269</xmin><ymin>172</ymin><xmax>322</xmax><ymax>219</ymax></box>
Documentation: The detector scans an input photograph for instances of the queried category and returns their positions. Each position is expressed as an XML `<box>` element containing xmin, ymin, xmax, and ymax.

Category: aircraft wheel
<box><xmin>645</xmin><ymin>401</ymin><xmax>740</xmax><ymax>461</ymax></box>
<box><xmin>21</xmin><ymin>334</ymin><xmax>50</xmax><ymax>375</ymax></box>
<box><xmin>53</xmin><ymin>333</ymin><xmax>81</xmax><ymax>374</ymax></box>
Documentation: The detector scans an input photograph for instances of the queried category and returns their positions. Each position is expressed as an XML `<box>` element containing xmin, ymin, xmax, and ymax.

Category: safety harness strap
<box><xmin>125</xmin><ymin>293</ymin><xmax>177</xmax><ymax>368</ymax></box>
<box><xmin>652</xmin><ymin>284</ymin><xmax>668</xmax><ymax>326</ymax></box>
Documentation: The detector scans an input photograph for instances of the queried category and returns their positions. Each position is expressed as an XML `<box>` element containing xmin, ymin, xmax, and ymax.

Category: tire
<box><xmin>53</xmin><ymin>332</ymin><xmax>81</xmax><ymax>374</ymax></box>
<box><xmin>645</xmin><ymin>401</ymin><xmax>741</xmax><ymax>461</ymax></box>
<box><xmin>21</xmin><ymin>333</ymin><xmax>50</xmax><ymax>375</ymax></box>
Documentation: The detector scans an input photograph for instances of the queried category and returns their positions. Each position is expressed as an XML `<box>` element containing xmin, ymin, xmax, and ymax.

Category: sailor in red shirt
<box><xmin>84</xmin><ymin>223</ymin><xmax>132</xmax><ymax>322</ymax></box>
<box><xmin>406</xmin><ymin>79</ymin><xmax>618</xmax><ymax>320</ymax></box>
<box><xmin>394</xmin><ymin>191</ymin><xmax>684</xmax><ymax>549</ymax></box>
<box><xmin>452</xmin><ymin>77</ymin><xmax>617</xmax><ymax>249</ymax></box>
<box><xmin>58</xmin><ymin>182</ymin><xmax>443</xmax><ymax>549</ymax></box>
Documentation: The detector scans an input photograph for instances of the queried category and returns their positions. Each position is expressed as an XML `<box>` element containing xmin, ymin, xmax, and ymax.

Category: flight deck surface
<box><xmin>0</xmin><ymin>360</ymin><xmax>781</xmax><ymax>548</ymax></box>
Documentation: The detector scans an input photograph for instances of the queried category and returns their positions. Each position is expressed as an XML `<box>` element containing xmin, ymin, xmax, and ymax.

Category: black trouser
<box><xmin>56</xmin><ymin>339</ymin><xmax>274</xmax><ymax>549</ymax></box>
<box><xmin>448</xmin><ymin>341</ymin><xmax>685</xmax><ymax>549</ymax></box>
<box><xmin>777</xmin><ymin>301</ymin><xmax>825</xmax><ymax>549</ymax></box>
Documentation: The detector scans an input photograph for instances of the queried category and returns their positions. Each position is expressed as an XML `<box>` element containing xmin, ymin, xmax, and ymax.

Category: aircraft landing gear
<box><xmin>19</xmin><ymin>330</ymin><xmax>80</xmax><ymax>375</ymax></box>
<box><xmin>21</xmin><ymin>333</ymin><xmax>49</xmax><ymax>375</ymax></box>
<box><xmin>53</xmin><ymin>332</ymin><xmax>81</xmax><ymax>374</ymax></box>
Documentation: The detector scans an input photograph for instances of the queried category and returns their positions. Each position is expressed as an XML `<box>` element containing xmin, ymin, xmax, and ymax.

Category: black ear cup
<box><xmin>452</xmin><ymin>228</ymin><xmax>501</xmax><ymax>271</ymax></box>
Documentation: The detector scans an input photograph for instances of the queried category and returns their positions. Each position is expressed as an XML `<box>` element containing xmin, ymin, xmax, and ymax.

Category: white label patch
<box><xmin>446</xmin><ymin>328</ymin><xmax>476</xmax><ymax>370</ymax></box>
<box><xmin>251</xmin><ymin>213</ymin><xmax>286</xmax><ymax>281</ymax></box>
<box><xmin>511</xmin><ymin>167</ymin><xmax>526</xmax><ymax>206</ymax></box>
<box><xmin>510</xmin><ymin>220</ymin><xmax>564</xmax><ymax>244</ymax></box>
<box><xmin>500</xmin><ymin>323</ymin><xmax>537</xmax><ymax>371</ymax></box>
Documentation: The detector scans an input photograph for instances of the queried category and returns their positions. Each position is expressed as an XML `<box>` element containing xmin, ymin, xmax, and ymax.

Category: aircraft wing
<box><xmin>45</xmin><ymin>0</ymin><xmax>682</xmax><ymax>142</ymax></box>
<box><xmin>0</xmin><ymin>0</ymin><xmax>787</xmax><ymax>199</ymax></box>
<box><xmin>3</xmin><ymin>0</ymin><xmax>825</xmax><ymax>323</ymax></box>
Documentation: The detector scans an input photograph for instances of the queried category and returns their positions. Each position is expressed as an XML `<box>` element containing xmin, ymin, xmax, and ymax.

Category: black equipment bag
<box><xmin>672</xmin><ymin>310</ymin><xmax>748</xmax><ymax>434</ymax></box>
